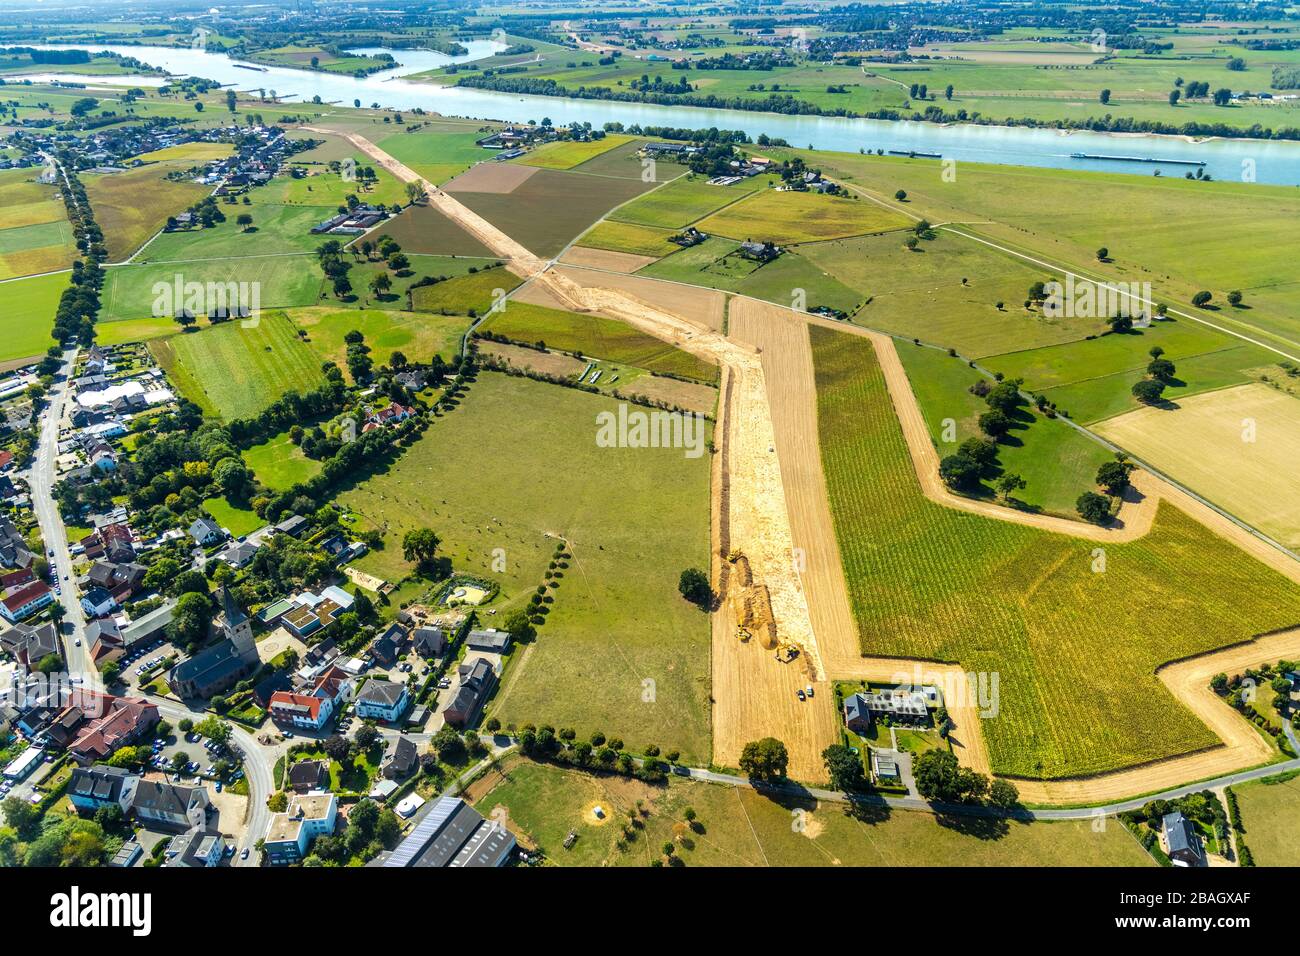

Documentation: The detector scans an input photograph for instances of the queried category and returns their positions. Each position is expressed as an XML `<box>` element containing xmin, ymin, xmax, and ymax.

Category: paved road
<box><xmin>26</xmin><ymin>347</ymin><xmax>96</xmax><ymax>685</ymax></box>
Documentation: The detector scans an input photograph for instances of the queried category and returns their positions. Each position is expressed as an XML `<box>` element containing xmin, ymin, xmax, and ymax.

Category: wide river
<box><xmin>27</xmin><ymin>41</ymin><xmax>1300</xmax><ymax>185</ymax></box>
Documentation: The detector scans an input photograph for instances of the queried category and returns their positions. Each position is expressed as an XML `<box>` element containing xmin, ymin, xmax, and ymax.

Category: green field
<box><xmin>100</xmin><ymin>256</ymin><xmax>324</xmax><ymax>322</ymax></box>
<box><xmin>243</xmin><ymin>429</ymin><xmax>323</xmax><ymax>492</ymax></box>
<box><xmin>150</xmin><ymin>311</ymin><xmax>325</xmax><ymax>420</ymax></box>
<box><xmin>202</xmin><ymin>495</ymin><xmax>264</xmax><ymax>538</ymax></box>
<box><xmin>577</xmin><ymin>220</ymin><xmax>679</xmax><ymax>258</ymax></box>
<box><xmin>811</xmin><ymin>324</ymin><xmax>1300</xmax><ymax>779</ymax></box>
<box><xmin>897</xmin><ymin>340</ymin><xmax>1114</xmax><ymax>517</ymax></box>
<box><xmin>375</xmin><ymin>130</ymin><xmax>490</xmax><ymax>185</ymax></box>
<box><xmin>139</xmin><ymin>203</ymin><xmax>340</xmax><ymax>261</ymax></box>
<box><xmin>0</xmin><ymin>271</ymin><xmax>67</xmax><ymax>364</ymax></box>
<box><xmin>289</xmin><ymin>305</ymin><xmax>469</xmax><ymax>375</ymax></box>
<box><xmin>408</xmin><ymin>266</ymin><xmax>520</xmax><ymax>315</ymax></box>
<box><xmin>0</xmin><ymin>168</ymin><xmax>75</xmax><ymax>279</ymax></box>
<box><xmin>608</xmin><ymin>173</ymin><xmax>771</xmax><ymax>230</ymax></box>
<box><xmin>475</xmin><ymin>759</ymin><xmax>1153</xmax><ymax>867</ymax></box>
<box><xmin>341</xmin><ymin>372</ymin><xmax>712</xmax><ymax>761</ymax></box>
<box><xmin>1233</xmin><ymin>771</ymin><xmax>1300</xmax><ymax>866</ymax></box>
<box><xmin>482</xmin><ymin>301</ymin><xmax>719</xmax><ymax>383</ymax></box>
<box><xmin>696</xmin><ymin>188</ymin><xmax>911</xmax><ymax>244</ymax></box>
<box><xmin>252</xmin><ymin>160</ymin><xmax>409</xmax><ymax>209</ymax></box>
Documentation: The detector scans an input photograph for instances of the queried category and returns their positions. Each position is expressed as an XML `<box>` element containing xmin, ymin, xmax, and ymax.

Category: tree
<box><xmin>914</xmin><ymin>749</ymin><xmax>990</xmax><ymax>803</ymax></box>
<box><xmin>405</xmin><ymin>181</ymin><xmax>425</xmax><ymax>204</ymax></box>
<box><xmin>369</xmin><ymin>272</ymin><xmax>392</xmax><ymax>297</ymax></box>
<box><xmin>1099</xmin><ymin>89</ymin><xmax>1110</xmax><ymax>104</ymax></box>
<box><xmin>988</xmin><ymin>778</ymin><xmax>1020</xmax><ymax>809</ymax></box>
<box><xmin>1147</xmin><ymin>357</ymin><xmax>1176</xmax><ymax>381</ymax></box>
<box><xmin>894</xmin><ymin>189</ymin><xmax>907</xmax><ymax>201</ymax></box>
<box><xmin>944</xmin><ymin>84</ymin><xmax>953</xmax><ymax>100</ymax></box>
<box><xmin>1096</xmin><ymin>458</ymin><xmax>1134</xmax><ymax>495</ymax></box>
<box><xmin>2</xmin><ymin>796</ymin><xmax>40</xmax><ymax>836</ymax></box>
<box><xmin>1131</xmin><ymin>378</ymin><xmax>1166</xmax><ymax>405</ymax></box>
<box><xmin>938</xmin><ymin>453</ymin><xmax>980</xmax><ymax>490</ymax></box>
<box><xmin>677</xmin><ymin>567</ymin><xmax>711</xmax><ymax>609</ymax></box>
<box><xmin>502</xmin><ymin>608</ymin><xmax>535</xmax><ymax>642</ymax></box>
<box><xmin>236</xmin><ymin>213</ymin><xmax>254</xmax><ymax>232</ymax></box>
<box><xmin>995</xmin><ymin>472</ymin><xmax>1026</xmax><ymax>502</ymax></box>
<box><xmin>823</xmin><ymin>743</ymin><xmax>865</xmax><ymax>792</ymax></box>
<box><xmin>1095</xmin><ymin>247</ymin><xmax>1109</xmax><ymax>261</ymax></box>
<box><xmin>978</xmin><ymin>409</ymin><xmax>1012</xmax><ymax>439</ymax></box>
<box><xmin>432</xmin><ymin>725</ymin><xmax>467</xmax><ymax>762</ymax></box>
<box><xmin>958</xmin><ymin>436</ymin><xmax>998</xmax><ymax>468</ymax></box>
<box><xmin>323</xmin><ymin>735</ymin><xmax>350</xmax><ymax>761</ymax></box>
<box><xmin>1169</xmin><ymin>89</ymin><xmax>1181</xmax><ymax>106</ymax></box>
<box><xmin>1076</xmin><ymin>491</ymin><xmax>1112</xmax><ymax>525</ymax></box>
<box><xmin>739</xmin><ymin>737</ymin><xmax>788</xmax><ymax>782</ymax></box>
<box><xmin>354</xmin><ymin>724</ymin><xmax>379</xmax><ymax>751</ymax></box>
<box><xmin>401</xmin><ymin>528</ymin><xmax>441</xmax><ymax>572</ymax></box>
<box><xmin>1227</xmin><ymin>290</ymin><xmax>1243</xmax><ymax>307</ymax></box>
<box><xmin>1191</xmin><ymin>290</ymin><xmax>1212</xmax><ymax>307</ymax></box>
<box><xmin>1213</xmin><ymin>87</ymin><xmax>1232</xmax><ymax>106</ymax></box>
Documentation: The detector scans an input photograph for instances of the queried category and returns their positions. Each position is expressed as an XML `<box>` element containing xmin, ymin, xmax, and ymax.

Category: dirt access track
<box><xmin>330</xmin><ymin>127</ymin><xmax>1300</xmax><ymax>801</ymax></box>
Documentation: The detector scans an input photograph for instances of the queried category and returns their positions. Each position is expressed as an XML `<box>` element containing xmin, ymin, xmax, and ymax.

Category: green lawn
<box><xmin>243</xmin><ymin>430</ymin><xmax>323</xmax><ymax>492</ymax></box>
<box><xmin>517</xmin><ymin>135</ymin><xmax>635</xmax><ymax>170</ymax></box>
<box><xmin>341</xmin><ymin>372</ymin><xmax>712</xmax><ymax>762</ymax></box>
<box><xmin>811</xmin><ymin>324</ymin><xmax>1300</xmax><ymax>779</ymax></box>
<box><xmin>608</xmin><ymin>173</ymin><xmax>771</xmax><ymax>230</ymax></box>
<box><xmin>289</xmin><ymin>305</ymin><xmax>469</xmax><ymax>377</ymax></box>
<box><xmin>202</xmin><ymin>496</ymin><xmax>264</xmax><ymax>537</ymax></box>
<box><xmin>376</xmin><ymin>130</ymin><xmax>490</xmax><ymax>185</ymax></box>
<box><xmin>1233</xmin><ymin>770</ymin><xmax>1300</xmax><ymax>866</ymax></box>
<box><xmin>409</xmin><ymin>266</ymin><xmax>521</xmax><ymax>315</ymax></box>
<box><xmin>475</xmin><ymin>759</ymin><xmax>1153</xmax><ymax>867</ymax></box>
<box><xmin>150</xmin><ymin>311</ymin><xmax>326</xmax><ymax>420</ymax></box>
<box><xmin>139</xmin><ymin>204</ymin><xmax>340</xmax><ymax>262</ymax></box>
<box><xmin>0</xmin><ymin>271</ymin><xmax>66</xmax><ymax>364</ymax></box>
<box><xmin>482</xmin><ymin>302</ymin><xmax>719</xmax><ymax>383</ymax></box>
<box><xmin>101</xmin><ymin>256</ymin><xmax>323</xmax><ymax>322</ymax></box>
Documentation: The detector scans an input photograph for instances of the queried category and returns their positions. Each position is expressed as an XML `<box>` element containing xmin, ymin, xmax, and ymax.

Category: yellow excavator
<box><xmin>775</xmin><ymin>641</ymin><xmax>799</xmax><ymax>663</ymax></box>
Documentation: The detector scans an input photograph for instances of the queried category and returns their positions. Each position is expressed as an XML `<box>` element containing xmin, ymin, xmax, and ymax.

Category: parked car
<box><xmin>796</xmin><ymin>689</ymin><xmax>806</xmax><ymax>701</ymax></box>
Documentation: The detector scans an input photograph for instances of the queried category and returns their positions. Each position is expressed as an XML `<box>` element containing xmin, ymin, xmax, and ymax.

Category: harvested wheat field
<box><xmin>559</xmin><ymin>246</ymin><xmax>660</xmax><ymax>273</ymax></box>
<box><xmin>549</xmin><ymin>266</ymin><xmax>727</xmax><ymax>331</ymax></box>
<box><xmin>479</xmin><ymin>340</ymin><xmax>587</xmax><ymax>378</ymax></box>
<box><xmin>1095</xmin><ymin>383</ymin><xmax>1300</xmax><ymax>550</ymax></box>
<box><xmin>443</xmin><ymin>162</ymin><xmax>540</xmax><ymax>194</ymax></box>
<box><xmin>624</xmin><ymin>375</ymin><xmax>719</xmax><ymax>416</ymax></box>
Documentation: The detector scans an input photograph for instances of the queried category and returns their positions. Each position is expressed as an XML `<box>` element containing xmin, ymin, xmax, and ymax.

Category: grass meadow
<box><xmin>607</xmin><ymin>173</ymin><xmax>771</xmax><ymax>230</ymax></box>
<box><xmin>150</xmin><ymin>311</ymin><xmax>325</xmax><ymax>420</ymax></box>
<box><xmin>341</xmin><ymin>372</ymin><xmax>712</xmax><ymax>761</ymax></box>
<box><xmin>577</xmin><ymin>220</ymin><xmax>680</xmax><ymax>257</ymax></box>
<box><xmin>1233</xmin><ymin>770</ymin><xmax>1300</xmax><ymax>866</ymax></box>
<box><xmin>0</xmin><ymin>271</ymin><xmax>66</xmax><ymax>364</ymax></box>
<box><xmin>811</xmin><ymin>324</ymin><xmax>1300</xmax><ymax>779</ymax></box>
<box><xmin>697</xmin><ymin>188</ymin><xmax>912</xmax><ymax>244</ymax></box>
<box><xmin>474</xmin><ymin>759</ymin><xmax>1153</xmax><ymax>867</ymax></box>
<box><xmin>517</xmin><ymin>135</ymin><xmax>635</xmax><ymax>170</ymax></box>
<box><xmin>408</xmin><ymin>266</ymin><xmax>520</xmax><ymax>315</ymax></box>
<box><xmin>243</xmin><ymin>429</ymin><xmax>323</xmax><ymax>492</ymax></box>
<box><xmin>375</xmin><ymin>129</ymin><xmax>490</xmax><ymax>185</ymax></box>
<box><xmin>83</xmin><ymin>165</ymin><xmax>211</xmax><ymax>261</ymax></box>
<box><xmin>289</xmin><ymin>306</ymin><xmax>469</xmax><ymax>376</ymax></box>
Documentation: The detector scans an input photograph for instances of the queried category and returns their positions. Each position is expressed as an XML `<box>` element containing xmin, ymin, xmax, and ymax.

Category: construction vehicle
<box><xmin>775</xmin><ymin>642</ymin><xmax>799</xmax><ymax>663</ymax></box>
<box><xmin>736</xmin><ymin>626</ymin><xmax>752</xmax><ymax>643</ymax></box>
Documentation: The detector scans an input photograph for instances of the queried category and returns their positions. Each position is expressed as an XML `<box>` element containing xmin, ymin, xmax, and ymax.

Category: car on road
<box><xmin>240</xmin><ymin>848</ymin><xmax>249</xmax><ymax>860</ymax></box>
<box><xmin>74</xmin><ymin>639</ymin><xmax>81</xmax><ymax>647</ymax></box>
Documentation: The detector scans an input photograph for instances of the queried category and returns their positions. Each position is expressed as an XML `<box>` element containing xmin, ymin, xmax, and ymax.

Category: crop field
<box><xmin>0</xmin><ymin>168</ymin><xmax>67</xmax><ymax>229</ymax></box>
<box><xmin>408</xmin><ymin>266</ymin><xmax>520</xmax><ymax>315</ymax></box>
<box><xmin>811</xmin><ymin>324</ymin><xmax>1300</xmax><ymax>779</ymax></box>
<box><xmin>482</xmin><ymin>301</ymin><xmax>719</xmax><ymax>383</ymax></box>
<box><xmin>134</xmin><ymin>143</ymin><xmax>234</xmax><ymax>164</ymax></box>
<box><xmin>638</xmin><ymin>239</ymin><xmax>861</xmax><ymax>315</ymax></box>
<box><xmin>474</xmin><ymin>759</ymin><xmax>1152</xmax><ymax>867</ymax></box>
<box><xmin>576</xmin><ymin>220</ymin><xmax>679</xmax><ymax>258</ymax></box>
<box><xmin>1233</xmin><ymin>771</ymin><xmax>1300</xmax><ymax>866</ymax></box>
<box><xmin>100</xmin><ymin>256</ymin><xmax>323</xmax><ymax>322</ymax></box>
<box><xmin>288</xmin><ymin>306</ymin><xmax>468</xmax><ymax>375</ymax></box>
<box><xmin>809</xmin><ymin>150</ymin><xmax>1300</xmax><ymax>352</ymax></box>
<box><xmin>0</xmin><ymin>167</ymin><xmax>76</xmax><ymax>279</ymax></box>
<box><xmin>83</xmin><ymin>165</ymin><xmax>211</xmax><ymax>262</ymax></box>
<box><xmin>373</xmin><ymin>202</ymin><xmax>493</xmax><ymax>257</ymax></box>
<box><xmin>243</xmin><ymin>429</ymin><xmax>323</xmax><ymax>492</ymax></box>
<box><xmin>568</xmin><ymin>139</ymin><xmax>682</xmax><ymax>181</ymax></box>
<box><xmin>139</xmin><ymin>203</ymin><xmax>338</xmax><ymax>261</ymax></box>
<box><xmin>697</xmin><ymin>188</ymin><xmax>912</xmax><ymax>245</ymax></box>
<box><xmin>607</xmin><ymin>174</ymin><xmax>770</xmax><ymax>229</ymax></box>
<box><xmin>451</xmin><ymin>168</ymin><xmax>655</xmax><ymax>258</ymax></box>
<box><xmin>0</xmin><ymin>271</ymin><xmax>66</xmax><ymax>364</ymax></box>
<box><xmin>897</xmin><ymin>340</ymin><xmax>1113</xmax><ymax>517</ymax></box>
<box><xmin>150</xmin><ymin>311</ymin><xmax>325</xmax><ymax>420</ymax></box>
<box><xmin>517</xmin><ymin>134</ymin><xmax>634</xmax><ymax>170</ymax></box>
<box><xmin>341</xmin><ymin>373</ymin><xmax>712</xmax><ymax>761</ymax></box>
<box><xmin>375</xmin><ymin>130</ymin><xmax>490</xmax><ymax>185</ymax></box>
<box><xmin>1096</xmin><ymin>384</ymin><xmax>1300</xmax><ymax>549</ymax></box>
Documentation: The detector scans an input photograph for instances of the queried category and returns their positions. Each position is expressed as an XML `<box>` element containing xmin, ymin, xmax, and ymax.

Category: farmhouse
<box><xmin>1161</xmin><ymin>811</ymin><xmax>1206</xmax><ymax>867</ymax></box>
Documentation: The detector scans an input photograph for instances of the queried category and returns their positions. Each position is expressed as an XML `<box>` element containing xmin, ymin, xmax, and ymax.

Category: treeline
<box><xmin>601</xmin><ymin>122</ymin><xmax>757</xmax><ymax>145</ymax></box>
<box><xmin>227</xmin><ymin>377</ymin><xmax>350</xmax><ymax>447</ymax></box>
<box><xmin>50</xmin><ymin>160</ymin><xmax>105</xmax><ymax>346</ymax></box>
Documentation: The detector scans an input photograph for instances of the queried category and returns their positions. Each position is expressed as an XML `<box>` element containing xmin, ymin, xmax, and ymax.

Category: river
<box><xmin>24</xmin><ymin>41</ymin><xmax>1300</xmax><ymax>186</ymax></box>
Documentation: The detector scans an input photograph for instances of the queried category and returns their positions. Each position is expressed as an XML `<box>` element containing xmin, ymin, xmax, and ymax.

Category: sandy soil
<box><xmin>559</xmin><ymin>246</ymin><xmax>660</xmax><ymax>273</ymax></box>
<box><xmin>550</xmin><ymin>266</ymin><xmax>728</xmax><ymax>332</ymax></box>
<box><xmin>479</xmin><ymin>339</ymin><xmax>587</xmax><ymax>378</ymax></box>
<box><xmin>623</xmin><ymin>375</ymin><xmax>720</xmax><ymax>416</ymax></box>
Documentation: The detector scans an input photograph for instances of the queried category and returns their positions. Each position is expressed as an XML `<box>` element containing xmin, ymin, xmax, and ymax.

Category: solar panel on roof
<box><xmin>383</xmin><ymin>794</ymin><xmax>461</xmax><ymax>867</ymax></box>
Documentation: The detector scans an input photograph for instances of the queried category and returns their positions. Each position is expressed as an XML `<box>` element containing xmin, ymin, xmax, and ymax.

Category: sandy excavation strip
<box><xmin>341</xmin><ymin>129</ymin><xmax>1300</xmax><ymax>802</ymax></box>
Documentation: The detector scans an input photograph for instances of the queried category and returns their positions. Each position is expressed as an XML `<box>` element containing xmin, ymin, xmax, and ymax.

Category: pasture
<box><xmin>243</xmin><ymin>429</ymin><xmax>323</xmax><ymax>492</ymax></box>
<box><xmin>100</xmin><ymin>256</ymin><xmax>324</xmax><ymax>322</ymax></box>
<box><xmin>83</xmin><ymin>165</ymin><xmax>210</xmax><ymax>262</ymax></box>
<box><xmin>896</xmin><ymin>340</ymin><xmax>1113</xmax><ymax>518</ymax></box>
<box><xmin>139</xmin><ymin>203</ymin><xmax>338</xmax><ymax>261</ymax></box>
<box><xmin>408</xmin><ymin>266</ymin><xmax>520</xmax><ymax>316</ymax></box>
<box><xmin>341</xmin><ymin>372</ymin><xmax>712</xmax><ymax>761</ymax></box>
<box><xmin>289</xmin><ymin>306</ymin><xmax>468</xmax><ymax>375</ymax></box>
<box><xmin>481</xmin><ymin>301</ymin><xmax>719</xmax><ymax>383</ymax></box>
<box><xmin>1233</xmin><ymin>771</ymin><xmax>1300</xmax><ymax>867</ymax></box>
<box><xmin>149</xmin><ymin>311</ymin><xmax>325</xmax><ymax>420</ymax></box>
<box><xmin>608</xmin><ymin>173</ymin><xmax>770</xmax><ymax>230</ymax></box>
<box><xmin>474</xmin><ymin>759</ymin><xmax>1152</xmax><ymax>867</ymax></box>
<box><xmin>811</xmin><ymin>324</ymin><xmax>1300</xmax><ymax>779</ymax></box>
<box><xmin>577</xmin><ymin>220</ymin><xmax>679</xmax><ymax>258</ymax></box>
<box><xmin>254</xmin><ymin>161</ymin><xmax>409</xmax><ymax>209</ymax></box>
<box><xmin>1096</xmin><ymin>383</ymin><xmax>1300</xmax><ymax>549</ymax></box>
<box><xmin>697</xmin><ymin>188</ymin><xmax>912</xmax><ymax>244</ymax></box>
<box><xmin>375</xmin><ymin>130</ymin><xmax>490</xmax><ymax>185</ymax></box>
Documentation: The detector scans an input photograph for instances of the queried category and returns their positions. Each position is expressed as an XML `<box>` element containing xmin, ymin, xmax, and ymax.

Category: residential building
<box><xmin>412</xmin><ymin>626</ymin><xmax>447</xmax><ymax>658</ymax></box>
<box><xmin>66</xmin><ymin>692</ymin><xmax>160</xmax><ymax>764</ymax></box>
<box><xmin>354</xmin><ymin>678</ymin><xmax>410</xmax><ymax>723</ymax></box>
<box><xmin>188</xmin><ymin>517</ymin><xmax>224</xmax><ymax>547</ymax></box>
<box><xmin>286</xmin><ymin>759</ymin><xmax>329</xmax><ymax>794</ymax></box>
<box><xmin>465</xmin><ymin>628</ymin><xmax>512</xmax><ymax>654</ymax></box>
<box><xmin>69</xmin><ymin>765</ymin><xmax>140</xmax><ymax>814</ymax></box>
<box><xmin>382</xmin><ymin>735</ymin><xmax>418</xmax><ymax>780</ymax></box>
<box><xmin>0</xmin><ymin>621</ymin><xmax>61</xmax><ymax>671</ymax></box>
<box><xmin>130</xmin><ymin>780</ymin><xmax>210</xmax><ymax>831</ymax></box>
<box><xmin>264</xmin><ymin>791</ymin><xmax>338</xmax><ymax>865</ymax></box>
<box><xmin>370</xmin><ymin>622</ymin><xmax>408</xmax><ymax>666</ymax></box>
<box><xmin>163</xmin><ymin>826</ymin><xmax>224</xmax><ymax>867</ymax></box>
<box><xmin>0</xmin><ymin>580</ymin><xmax>53</xmax><ymax>623</ymax></box>
<box><xmin>1161</xmin><ymin>811</ymin><xmax>1206</xmax><ymax>867</ymax></box>
<box><xmin>80</xmin><ymin>586</ymin><xmax>118</xmax><ymax>618</ymax></box>
<box><xmin>442</xmin><ymin>658</ymin><xmax>496</xmax><ymax>729</ymax></box>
